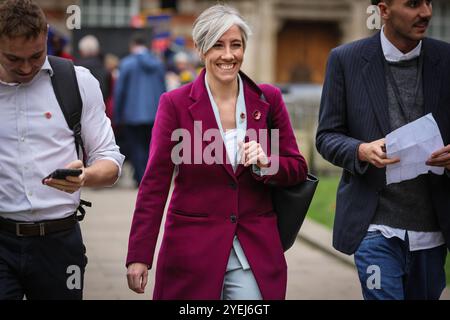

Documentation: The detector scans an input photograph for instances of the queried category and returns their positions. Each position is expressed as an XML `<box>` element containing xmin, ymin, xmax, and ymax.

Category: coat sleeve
<box><xmin>251</xmin><ymin>85</ymin><xmax>308</xmax><ymax>187</ymax></box>
<box><xmin>126</xmin><ymin>92</ymin><xmax>178</xmax><ymax>268</ymax></box>
<box><xmin>315</xmin><ymin>49</ymin><xmax>368</xmax><ymax>176</ymax></box>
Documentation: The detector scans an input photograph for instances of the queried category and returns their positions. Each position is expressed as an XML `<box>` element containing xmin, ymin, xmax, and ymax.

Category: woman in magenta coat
<box><xmin>126</xmin><ymin>4</ymin><xmax>308</xmax><ymax>300</ymax></box>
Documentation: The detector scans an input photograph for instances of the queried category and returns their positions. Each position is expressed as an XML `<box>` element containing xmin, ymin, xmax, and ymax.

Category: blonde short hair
<box><xmin>192</xmin><ymin>4</ymin><xmax>251</xmax><ymax>55</ymax></box>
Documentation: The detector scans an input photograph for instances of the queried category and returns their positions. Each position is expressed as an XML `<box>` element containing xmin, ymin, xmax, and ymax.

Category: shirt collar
<box><xmin>42</xmin><ymin>56</ymin><xmax>54</xmax><ymax>77</ymax></box>
<box><xmin>380</xmin><ymin>25</ymin><xmax>422</xmax><ymax>62</ymax></box>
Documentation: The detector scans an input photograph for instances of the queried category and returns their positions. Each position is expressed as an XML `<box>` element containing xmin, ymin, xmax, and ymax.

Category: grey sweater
<box><xmin>371</xmin><ymin>56</ymin><xmax>439</xmax><ymax>231</ymax></box>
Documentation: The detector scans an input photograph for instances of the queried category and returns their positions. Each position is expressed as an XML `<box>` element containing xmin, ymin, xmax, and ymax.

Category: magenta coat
<box><xmin>126</xmin><ymin>69</ymin><xmax>308</xmax><ymax>300</ymax></box>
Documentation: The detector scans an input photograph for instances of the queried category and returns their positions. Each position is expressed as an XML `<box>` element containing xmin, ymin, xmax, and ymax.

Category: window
<box><xmin>429</xmin><ymin>0</ymin><xmax>450</xmax><ymax>43</ymax></box>
<box><xmin>80</xmin><ymin>0</ymin><xmax>140</xmax><ymax>27</ymax></box>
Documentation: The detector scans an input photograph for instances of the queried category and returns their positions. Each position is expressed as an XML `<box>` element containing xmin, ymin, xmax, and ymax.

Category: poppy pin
<box><xmin>44</xmin><ymin>112</ymin><xmax>52</xmax><ymax>119</ymax></box>
<box><xmin>253</xmin><ymin>110</ymin><xmax>261</xmax><ymax>121</ymax></box>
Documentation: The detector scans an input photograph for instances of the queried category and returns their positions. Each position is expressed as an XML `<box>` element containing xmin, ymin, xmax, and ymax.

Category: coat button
<box><xmin>230</xmin><ymin>215</ymin><xmax>237</xmax><ymax>223</ymax></box>
<box><xmin>229</xmin><ymin>182</ymin><xmax>237</xmax><ymax>190</ymax></box>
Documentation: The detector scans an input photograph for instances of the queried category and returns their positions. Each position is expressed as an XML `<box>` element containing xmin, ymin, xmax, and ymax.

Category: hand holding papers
<box><xmin>385</xmin><ymin>113</ymin><xmax>445</xmax><ymax>185</ymax></box>
<box><xmin>357</xmin><ymin>138</ymin><xmax>400</xmax><ymax>169</ymax></box>
<box><xmin>426</xmin><ymin>144</ymin><xmax>450</xmax><ymax>170</ymax></box>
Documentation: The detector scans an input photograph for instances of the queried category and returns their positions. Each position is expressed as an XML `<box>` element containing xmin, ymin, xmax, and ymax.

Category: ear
<box><xmin>378</xmin><ymin>2</ymin><xmax>390</xmax><ymax>20</ymax></box>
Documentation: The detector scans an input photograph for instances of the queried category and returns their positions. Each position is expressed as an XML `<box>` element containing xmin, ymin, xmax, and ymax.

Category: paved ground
<box><xmin>81</xmin><ymin>168</ymin><xmax>449</xmax><ymax>300</ymax></box>
<box><xmin>81</xmin><ymin>181</ymin><xmax>361</xmax><ymax>300</ymax></box>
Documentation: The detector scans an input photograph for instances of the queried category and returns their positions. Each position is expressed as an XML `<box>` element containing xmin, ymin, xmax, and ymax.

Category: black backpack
<box><xmin>48</xmin><ymin>55</ymin><xmax>92</xmax><ymax>220</ymax></box>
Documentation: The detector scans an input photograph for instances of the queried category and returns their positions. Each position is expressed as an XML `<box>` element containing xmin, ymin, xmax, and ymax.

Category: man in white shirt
<box><xmin>0</xmin><ymin>0</ymin><xmax>124</xmax><ymax>299</ymax></box>
<box><xmin>316</xmin><ymin>0</ymin><xmax>450</xmax><ymax>299</ymax></box>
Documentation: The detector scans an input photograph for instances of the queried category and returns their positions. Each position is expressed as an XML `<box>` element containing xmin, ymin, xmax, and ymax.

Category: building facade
<box><xmin>19</xmin><ymin>0</ymin><xmax>450</xmax><ymax>173</ymax></box>
<box><xmin>34</xmin><ymin>0</ymin><xmax>450</xmax><ymax>84</ymax></box>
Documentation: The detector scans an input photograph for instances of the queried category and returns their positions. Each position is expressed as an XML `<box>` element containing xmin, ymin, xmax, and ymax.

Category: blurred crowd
<box><xmin>48</xmin><ymin>27</ymin><xmax>201</xmax><ymax>187</ymax></box>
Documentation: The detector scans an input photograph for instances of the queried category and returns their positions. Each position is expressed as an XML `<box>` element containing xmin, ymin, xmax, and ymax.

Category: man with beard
<box><xmin>317</xmin><ymin>0</ymin><xmax>450</xmax><ymax>299</ymax></box>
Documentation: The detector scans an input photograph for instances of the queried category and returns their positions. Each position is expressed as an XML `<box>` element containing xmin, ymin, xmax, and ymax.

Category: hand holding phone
<box><xmin>41</xmin><ymin>160</ymin><xmax>85</xmax><ymax>193</ymax></box>
<box><xmin>42</xmin><ymin>168</ymin><xmax>82</xmax><ymax>184</ymax></box>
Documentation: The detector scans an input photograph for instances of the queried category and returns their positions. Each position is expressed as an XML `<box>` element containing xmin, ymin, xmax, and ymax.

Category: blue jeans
<box><xmin>354</xmin><ymin>231</ymin><xmax>447</xmax><ymax>300</ymax></box>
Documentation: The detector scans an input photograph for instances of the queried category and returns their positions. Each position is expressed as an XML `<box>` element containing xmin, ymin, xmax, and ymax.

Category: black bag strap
<box><xmin>48</xmin><ymin>56</ymin><xmax>87</xmax><ymax>167</ymax></box>
<box><xmin>258</xmin><ymin>86</ymin><xmax>273</xmax><ymax>131</ymax></box>
<box><xmin>48</xmin><ymin>56</ymin><xmax>91</xmax><ymax>221</ymax></box>
<box><xmin>260</xmin><ymin>85</ymin><xmax>317</xmax><ymax>181</ymax></box>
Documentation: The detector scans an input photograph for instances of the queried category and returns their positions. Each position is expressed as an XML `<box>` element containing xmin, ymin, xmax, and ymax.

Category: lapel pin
<box><xmin>253</xmin><ymin>110</ymin><xmax>261</xmax><ymax>121</ymax></box>
<box><xmin>44</xmin><ymin>111</ymin><xmax>52</xmax><ymax>119</ymax></box>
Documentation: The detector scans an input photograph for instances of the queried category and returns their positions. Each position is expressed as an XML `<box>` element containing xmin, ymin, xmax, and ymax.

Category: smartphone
<box><xmin>42</xmin><ymin>168</ymin><xmax>82</xmax><ymax>183</ymax></box>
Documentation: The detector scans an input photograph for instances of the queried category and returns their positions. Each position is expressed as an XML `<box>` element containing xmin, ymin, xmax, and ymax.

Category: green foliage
<box><xmin>446</xmin><ymin>254</ymin><xmax>450</xmax><ymax>285</ymax></box>
<box><xmin>307</xmin><ymin>176</ymin><xmax>338</xmax><ymax>229</ymax></box>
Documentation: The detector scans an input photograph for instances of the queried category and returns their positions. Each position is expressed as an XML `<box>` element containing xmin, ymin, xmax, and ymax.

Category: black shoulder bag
<box><xmin>262</xmin><ymin>90</ymin><xmax>319</xmax><ymax>251</ymax></box>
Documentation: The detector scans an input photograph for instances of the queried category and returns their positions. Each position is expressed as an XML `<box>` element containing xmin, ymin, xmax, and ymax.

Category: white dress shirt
<box><xmin>366</xmin><ymin>28</ymin><xmax>445</xmax><ymax>251</ymax></box>
<box><xmin>0</xmin><ymin>57</ymin><xmax>125</xmax><ymax>222</ymax></box>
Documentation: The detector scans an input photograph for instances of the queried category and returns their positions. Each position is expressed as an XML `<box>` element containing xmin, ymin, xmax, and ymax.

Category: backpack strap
<box><xmin>48</xmin><ymin>56</ymin><xmax>91</xmax><ymax>221</ymax></box>
<box><xmin>48</xmin><ymin>56</ymin><xmax>87</xmax><ymax>167</ymax></box>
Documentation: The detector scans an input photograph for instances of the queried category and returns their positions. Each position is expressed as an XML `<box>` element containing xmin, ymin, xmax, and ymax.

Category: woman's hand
<box><xmin>127</xmin><ymin>262</ymin><xmax>149</xmax><ymax>294</ymax></box>
<box><xmin>240</xmin><ymin>140</ymin><xmax>269</xmax><ymax>168</ymax></box>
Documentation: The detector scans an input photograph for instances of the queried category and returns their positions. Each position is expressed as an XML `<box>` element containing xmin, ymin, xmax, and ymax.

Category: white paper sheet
<box><xmin>385</xmin><ymin>113</ymin><xmax>445</xmax><ymax>185</ymax></box>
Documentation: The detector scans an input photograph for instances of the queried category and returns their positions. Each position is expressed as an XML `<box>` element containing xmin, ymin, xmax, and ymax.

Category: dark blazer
<box><xmin>316</xmin><ymin>32</ymin><xmax>450</xmax><ymax>255</ymax></box>
<box><xmin>126</xmin><ymin>69</ymin><xmax>307</xmax><ymax>299</ymax></box>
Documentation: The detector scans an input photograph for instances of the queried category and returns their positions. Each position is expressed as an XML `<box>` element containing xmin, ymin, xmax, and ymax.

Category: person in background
<box><xmin>174</xmin><ymin>51</ymin><xmax>197</xmax><ymax>85</ymax></box>
<box><xmin>47</xmin><ymin>27</ymin><xmax>74</xmax><ymax>61</ymax></box>
<box><xmin>165</xmin><ymin>51</ymin><xmax>197</xmax><ymax>91</ymax></box>
<box><xmin>76</xmin><ymin>35</ymin><xmax>110</xmax><ymax>102</ymax></box>
<box><xmin>104</xmin><ymin>53</ymin><xmax>120</xmax><ymax>121</ymax></box>
<box><xmin>114</xmin><ymin>34</ymin><xmax>166</xmax><ymax>187</ymax></box>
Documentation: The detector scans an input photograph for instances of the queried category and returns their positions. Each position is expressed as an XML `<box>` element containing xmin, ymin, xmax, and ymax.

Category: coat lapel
<box><xmin>422</xmin><ymin>38</ymin><xmax>442</xmax><ymax>115</ymax></box>
<box><xmin>188</xmin><ymin>69</ymin><xmax>236</xmax><ymax>180</ymax></box>
<box><xmin>362</xmin><ymin>32</ymin><xmax>391</xmax><ymax>136</ymax></box>
<box><xmin>235</xmin><ymin>72</ymin><xmax>270</xmax><ymax>177</ymax></box>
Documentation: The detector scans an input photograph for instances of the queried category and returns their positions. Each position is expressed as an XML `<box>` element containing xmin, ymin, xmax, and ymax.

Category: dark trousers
<box><xmin>354</xmin><ymin>231</ymin><xmax>447</xmax><ymax>300</ymax></box>
<box><xmin>0</xmin><ymin>223</ymin><xmax>87</xmax><ymax>300</ymax></box>
<box><xmin>122</xmin><ymin>124</ymin><xmax>153</xmax><ymax>186</ymax></box>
